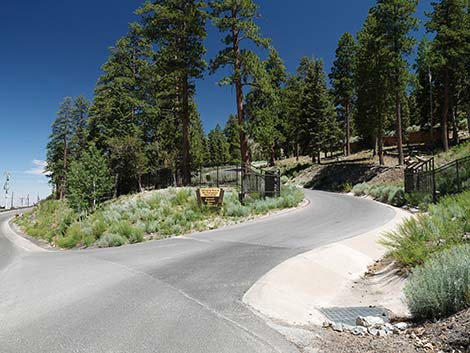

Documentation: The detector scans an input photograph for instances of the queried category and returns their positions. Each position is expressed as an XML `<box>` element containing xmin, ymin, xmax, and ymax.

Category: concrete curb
<box><xmin>243</xmin><ymin>202</ymin><xmax>411</xmax><ymax>326</ymax></box>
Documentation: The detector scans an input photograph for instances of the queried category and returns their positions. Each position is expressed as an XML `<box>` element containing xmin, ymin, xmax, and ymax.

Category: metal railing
<box><xmin>192</xmin><ymin>163</ymin><xmax>281</xmax><ymax>199</ymax></box>
<box><xmin>405</xmin><ymin>155</ymin><xmax>470</xmax><ymax>202</ymax></box>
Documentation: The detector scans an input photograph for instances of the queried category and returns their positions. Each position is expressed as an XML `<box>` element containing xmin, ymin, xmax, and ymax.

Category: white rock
<box><xmin>322</xmin><ymin>320</ymin><xmax>333</xmax><ymax>328</ymax></box>
<box><xmin>395</xmin><ymin>322</ymin><xmax>409</xmax><ymax>331</ymax></box>
<box><xmin>342</xmin><ymin>325</ymin><xmax>355</xmax><ymax>333</ymax></box>
<box><xmin>356</xmin><ymin>316</ymin><xmax>385</xmax><ymax>328</ymax></box>
<box><xmin>352</xmin><ymin>326</ymin><xmax>368</xmax><ymax>336</ymax></box>
<box><xmin>378</xmin><ymin>329</ymin><xmax>388</xmax><ymax>337</ymax></box>
<box><xmin>332</xmin><ymin>322</ymin><xmax>343</xmax><ymax>332</ymax></box>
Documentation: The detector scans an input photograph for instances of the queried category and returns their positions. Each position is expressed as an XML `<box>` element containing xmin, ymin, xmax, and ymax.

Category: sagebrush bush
<box><xmin>382</xmin><ymin>191</ymin><xmax>470</xmax><ymax>267</ymax></box>
<box><xmin>17</xmin><ymin>186</ymin><xmax>304</xmax><ymax>248</ymax></box>
<box><xmin>405</xmin><ymin>244</ymin><xmax>470</xmax><ymax>320</ymax></box>
<box><xmin>109</xmin><ymin>221</ymin><xmax>144</xmax><ymax>244</ymax></box>
<box><xmin>352</xmin><ymin>182</ymin><xmax>370</xmax><ymax>196</ymax></box>
<box><xmin>97</xmin><ymin>233</ymin><xmax>127</xmax><ymax>248</ymax></box>
<box><xmin>353</xmin><ymin>182</ymin><xmax>405</xmax><ymax>206</ymax></box>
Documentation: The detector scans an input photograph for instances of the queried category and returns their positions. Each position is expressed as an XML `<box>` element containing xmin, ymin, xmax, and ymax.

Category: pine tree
<box><xmin>138</xmin><ymin>0</ymin><xmax>207</xmax><ymax>186</ymax></box>
<box><xmin>330</xmin><ymin>33</ymin><xmax>358</xmax><ymax>156</ymax></box>
<box><xmin>246</xmin><ymin>49</ymin><xmax>287</xmax><ymax>166</ymax></box>
<box><xmin>108</xmin><ymin>135</ymin><xmax>149</xmax><ymax>195</ymax></box>
<box><xmin>298</xmin><ymin>58</ymin><xmax>339</xmax><ymax>163</ymax></box>
<box><xmin>355</xmin><ymin>11</ymin><xmax>394</xmax><ymax>165</ymax></box>
<box><xmin>209</xmin><ymin>0</ymin><xmax>270</xmax><ymax>169</ymax></box>
<box><xmin>70</xmin><ymin>96</ymin><xmax>90</xmax><ymax>160</ymax></box>
<box><xmin>375</xmin><ymin>0</ymin><xmax>418</xmax><ymax>164</ymax></box>
<box><xmin>426</xmin><ymin>0</ymin><xmax>469</xmax><ymax>151</ymax></box>
<box><xmin>207</xmin><ymin>124</ymin><xmax>229</xmax><ymax>165</ymax></box>
<box><xmin>88</xmin><ymin>23</ymin><xmax>154</xmax><ymax>150</ymax></box>
<box><xmin>414</xmin><ymin>38</ymin><xmax>439</xmax><ymax>141</ymax></box>
<box><xmin>224</xmin><ymin>114</ymin><xmax>241</xmax><ymax>164</ymax></box>
<box><xmin>282</xmin><ymin>73</ymin><xmax>305</xmax><ymax>160</ymax></box>
<box><xmin>190</xmin><ymin>109</ymin><xmax>209</xmax><ymax>169</ymax></box>
<box><xmin>46</xmin><ymin>97</ymin><xmax>75</xmax><ymax>199</ymax></box>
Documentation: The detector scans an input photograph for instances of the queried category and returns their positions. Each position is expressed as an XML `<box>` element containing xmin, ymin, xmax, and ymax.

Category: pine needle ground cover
<box><xmin>16</xmin><ymin>186</ymin><xmax>304</xmax><ymax>249</ymax></box>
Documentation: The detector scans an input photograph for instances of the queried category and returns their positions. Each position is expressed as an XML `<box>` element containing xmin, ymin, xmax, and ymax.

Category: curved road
<box><xmin>0</xmin><ymin>190</ymin><xmax>395</xmax><ymax>353</ymax></box>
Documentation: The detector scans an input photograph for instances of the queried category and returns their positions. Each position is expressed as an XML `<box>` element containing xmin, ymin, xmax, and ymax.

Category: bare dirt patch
<box><xmin>311</xmin><ymin>308</ymin><xmax>469</xmax><ymax>353</ymax></box>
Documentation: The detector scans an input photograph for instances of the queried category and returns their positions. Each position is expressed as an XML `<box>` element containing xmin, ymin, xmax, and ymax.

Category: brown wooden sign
<box><xmin>196</xmin><ymin>188</ymin><xmax>224</xmax><ymax>207</ymax></box>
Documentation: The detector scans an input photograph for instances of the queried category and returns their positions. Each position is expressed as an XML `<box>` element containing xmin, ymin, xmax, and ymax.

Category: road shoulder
<box><xmin>243</xmin><ymin>201</ymin><xmax>411</xmax><ymax>326</ymax></box>
<box><xmin>1</xmin><ymin>215</ymin><xmax>49</xmax><ymax>253</ymax></box>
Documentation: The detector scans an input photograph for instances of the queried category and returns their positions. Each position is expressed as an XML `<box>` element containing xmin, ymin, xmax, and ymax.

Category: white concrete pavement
<box><xmin>244</xmin><ymin>199</ymin><xmax>411</xmax><ymax>326</ymax></box>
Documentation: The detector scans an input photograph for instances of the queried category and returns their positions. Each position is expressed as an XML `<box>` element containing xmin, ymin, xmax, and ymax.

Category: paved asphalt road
<box><xmin>0</xmin><ymin>190</ymin><xmax>395</xmax><ymax>353</ymax></box>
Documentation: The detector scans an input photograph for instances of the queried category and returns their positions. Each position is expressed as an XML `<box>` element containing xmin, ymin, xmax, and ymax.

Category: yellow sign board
<box><xmin>197</xmin><ymin>188</ymin><xmax>224</xmax><ymax>207</ymax></box>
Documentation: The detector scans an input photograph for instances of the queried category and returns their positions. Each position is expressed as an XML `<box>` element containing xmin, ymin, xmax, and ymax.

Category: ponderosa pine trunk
<box><xmin>269</xmin><ymin>144</ymin><xmax>275</xmax><ymax>166</ymax></box>
<box><xmin>232</xmin><ymin>8</ymin><xmax>250</xmax><ymax>172</ymax></box>
<box><xmin>345</xmin><ymin>101</ymin><xmax>351</xmax><ymax>156</ymax></box>
<box><xmin>442</xmin><ymin>68</ymin><xmax>450</xmax><ymax>151</ymax></box>
<box><xmin>378</xmin><ymin>106</ymin><xmax>384</xmax><ymax>166</ymax></box>
<box><xmin>181</xmin><ymin>74</ymin><xmax>191</xmax><ymax>186</ymax></box>
<box><xmin>181</xmin><ymin>4</ymin><xmax>191</xmax><ymax>187</ymax></box>
<box><xmin>396</xmin><ymin>88</ymin><xmax>404</xmax><ymax>165</ymax></box>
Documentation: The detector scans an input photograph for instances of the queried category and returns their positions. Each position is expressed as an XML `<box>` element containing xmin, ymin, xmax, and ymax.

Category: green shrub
<box><xmin>405</xmin><ymin>192</ymin><xmax>434</xmax><ymax>208</ymax></box>
<box><xmin>382</xmin><ymin>191</ymin><xmax>470</xmax><ymax>267</ymax></box>
<box><xmin>57</xmin><ymin>223</ymin><xmax>82</xmax><ymax>248</ymax></box>
<box><xmin>352</xmin><ymin>182</ymin><xmax>405</xmax><ymax>206</ymax></box>
<box><xmin>17</xmin><ymin>186</ymin><xmax>304</xmax><ymax>248</ymax></box>
<box><xmin>109</xmin><ymin>221</ymin><xmax>144</xmax><ymax>244</ymax></box>
<box><xmin>280</xmin><ymin>175</ymin><xmax>289</xmax><ymax>184</ymax></box>
<box><xmin>352</xmin><ymin>182</ymin><xmax>370</xmax><ymax>196</ymax></box>
<box><xmin>343</xmin><ymin>182</ymin><xmax>353</xmax><ymax>193</ymax></box>
<box><xmin>97</xmin><ymin>233</ymin><xmax>127</xmax><ymax>248</ymax></box>
<box><xmin>405</xmin><ymin>244</ymin><xmax>470</xmax><ymax>320</ymax></box>
<box><xmin>15</xmin><ymin>200</ymin><xmax>77</xmax><ymax>242</ymax></box>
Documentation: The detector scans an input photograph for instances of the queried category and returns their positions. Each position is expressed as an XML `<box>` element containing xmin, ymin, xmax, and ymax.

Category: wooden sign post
<box><xmin>196</xmin><ymin>188</ymin><xmax>224</xmax><ymax>208</ymax></box>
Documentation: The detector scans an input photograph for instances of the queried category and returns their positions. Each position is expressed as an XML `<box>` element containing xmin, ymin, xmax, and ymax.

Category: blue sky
<box><xmin>0</xmin><ymin>0</ymin><xmax>432</xmax><ymax>205</ymax></box>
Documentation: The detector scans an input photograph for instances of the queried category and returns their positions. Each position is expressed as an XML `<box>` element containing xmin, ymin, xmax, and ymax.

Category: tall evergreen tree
<box><xmin>426</xmin><ymin>0</ymin><xmax>469</xmax><ymax>151</ymax></box>
<box><xmin>190</xmin><ymin>109</ymin><xmax>209</xmax><ymax>169</ymax></box>
<box><xmin>207</xmin><ymin>124</ymin><xmax>229</xmax><ymax>165</ymax></box>
<box><xmin>46</xmin><ymin>97</ymin><xmax>75</xmax><ymax>199</ymax></box>
<box><xmin>88</xmin><ymin>23</ymin><xmax>154</xmax><ymax>150</ymax></box>
<box><xmin>375</xmin><ymin>0</ymin><xmax>418</xmax><ymax>165</ymax></box>
<box><xmin>355</xmin><ymin>11</ymin><xmax>394</xmax><ymax>165</ymax></box>
<box><xmin>138</xmin><ymin>0</ymin><xmax>207</xmax><ymax>185</ymax></box>
<box><xmin>224</xmin><ymin>114</ymin><xmax>241</xmax><ymax>164</ymax></box>
<box><xmin>108</xmin><ymin>135</ymin><xmax>149</xmax><ymax>195</ymax></box>
<box><xmin>209</xmin><ymin>0</ymin><xmax>270</xmax><ymax>169</ymax></box>
<box><xmin>330</xmin><ymin>32</ymin><xmax>358</xmax><ymax>156</ymax></box>
<box><xmin>70</xmin><ymin>96</ymin><xmax>90</xmax><ymax>160</ymax></box>
<box><xmin>414</xmin><ymin>38</ymin><xmax>439</xmax><ymax>141</ymax></box>
<box><xmin>298</xmin><ymin>58</ymin><xmax>339</xmax><ymax>163</ymax></box>
<box><xmin>247</xmin><ymin>49</ymin><xmax>287</xmax><ymax>166</ymax></box>
<box><xmin>282</xmin><ymin>73</ymin><xmax>305</xmax><ymax>160</ymax></box>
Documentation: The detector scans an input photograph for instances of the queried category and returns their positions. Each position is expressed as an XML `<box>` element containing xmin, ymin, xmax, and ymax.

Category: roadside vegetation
<box><xmin>404</xmin><ymin>244</ymin><xmax>470</xmax><ymax>321</ymax></box>
<box><xmin>352</xmin><ymin>182</ymin><xmax>405</xmax><ymax>206</ymax></box>
<box><xmin>16</xmin><ymin>186</ymin><xmax>304</xmax><ymax>249</ymax></box>
<box><xmin>380</xmin><ymin>190</ymin><xmax>470</xmax><ymax>320</ymax></box>
<box><xmin>382</xmin><ymin>190</ymin><xmax>470</xmax><ymax>268</ymax></box>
